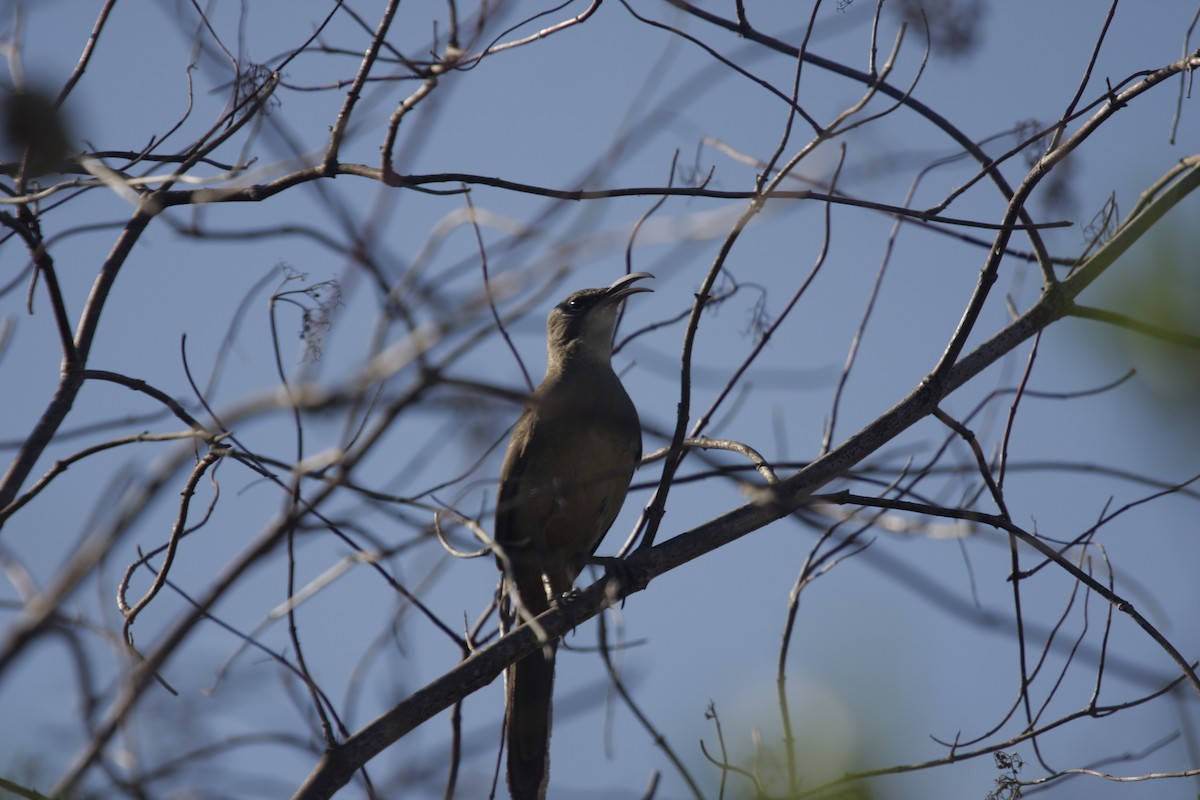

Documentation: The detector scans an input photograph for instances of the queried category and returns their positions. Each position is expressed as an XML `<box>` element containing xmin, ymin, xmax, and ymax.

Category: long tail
<box><xmin>505</xmin><ymin>641</ymin><xmax>556</xmax><ymax>800</ymax></box>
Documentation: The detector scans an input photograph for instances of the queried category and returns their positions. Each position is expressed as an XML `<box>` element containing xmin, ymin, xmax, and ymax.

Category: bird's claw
<box><xmin>550</xmin><ymin>588</ymin><xmax>584</xmax><ymax>631</ymax></box>
<box><xmin>602</xmin><ymin>558</ymin><xmax>633</xmax><ymax>601</ymax></box>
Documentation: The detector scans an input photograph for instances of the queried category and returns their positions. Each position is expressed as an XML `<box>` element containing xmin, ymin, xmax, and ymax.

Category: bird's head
<box><xmin>545</xmin><ymin>272</ymin><xmax>653</xmax><ymax>369</ymax></box>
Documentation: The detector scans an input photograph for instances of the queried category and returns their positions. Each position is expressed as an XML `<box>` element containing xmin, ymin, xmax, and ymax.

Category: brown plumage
<box><xmin>495</xmin><ymin>273</ymin><xmax>651</xmax><ymax>799</ymax></box>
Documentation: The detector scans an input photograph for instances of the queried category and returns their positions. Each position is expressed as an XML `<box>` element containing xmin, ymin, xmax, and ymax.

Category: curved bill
<box><xmin>604</xmin><ymin>272</ymin><xmax>654</xmax><ymax>302</ymax></box>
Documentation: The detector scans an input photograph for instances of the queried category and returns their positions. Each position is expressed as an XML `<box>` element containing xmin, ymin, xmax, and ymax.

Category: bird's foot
<box><xmin>549</xmin><ymin>588</ymin><xmax>585</xmax><ymax>632</ymax></box>
<box><xmin>601</xmin><ymin>558</ymin><xmax>633</xmax><ymax>604</ymax></box>
<box><xmin>575</xmin><ymin>554</ymin><xmax>634</xmax><ymax>607</ymax></box>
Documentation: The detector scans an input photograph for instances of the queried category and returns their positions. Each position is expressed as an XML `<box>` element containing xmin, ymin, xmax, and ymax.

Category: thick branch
<box><xmin>290</xmin><ymin>152</ymin><xmax>1200</xmax><ymax>795</ymax></box>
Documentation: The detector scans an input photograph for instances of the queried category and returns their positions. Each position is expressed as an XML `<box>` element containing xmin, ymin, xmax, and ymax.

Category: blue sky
<box><xmin>2</xmin><ymin>1</ymin><xmax>1199</xmax><ymax>798</ymax></box>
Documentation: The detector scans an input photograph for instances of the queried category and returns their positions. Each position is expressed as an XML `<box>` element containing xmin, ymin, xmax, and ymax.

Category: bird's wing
<box><xmin>495</xmin><ymin>404</ymin><xmax>537</xmax><ymax>548</ymax></box>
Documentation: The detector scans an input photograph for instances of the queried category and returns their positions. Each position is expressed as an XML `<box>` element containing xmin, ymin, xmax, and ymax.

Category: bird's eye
<box><xmin>563</xmin><ymin>297</ymin><xmax>586</xmax><ymax>314</ymax></box>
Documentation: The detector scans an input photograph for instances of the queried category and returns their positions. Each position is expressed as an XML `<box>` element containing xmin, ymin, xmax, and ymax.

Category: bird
<box><xmin>494</xmin><ymin>272</ymin><xmax>652</xmax><ymax>800</ymax></box>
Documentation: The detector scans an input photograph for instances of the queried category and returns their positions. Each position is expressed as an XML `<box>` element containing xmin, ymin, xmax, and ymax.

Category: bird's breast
<box><xmin>500</xmin><ymin>369</ymin><xmax>641</xmax><ymax>578</ymax></box>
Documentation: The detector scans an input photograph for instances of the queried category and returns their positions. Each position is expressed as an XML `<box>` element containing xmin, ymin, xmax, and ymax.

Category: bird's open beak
<box><xmin>603</xmin><ymin>272</ymin><xmax>654</xmax><ymax>303</ymax></box>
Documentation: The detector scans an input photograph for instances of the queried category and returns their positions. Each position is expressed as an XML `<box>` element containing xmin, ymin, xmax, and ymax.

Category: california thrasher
<box><xmin>495</xmin><ymin>272</ymin><xmax>652</xmax><ymax>799</ymax></box>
